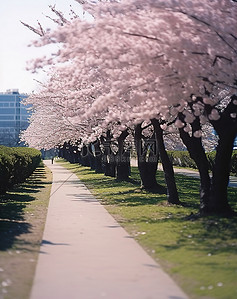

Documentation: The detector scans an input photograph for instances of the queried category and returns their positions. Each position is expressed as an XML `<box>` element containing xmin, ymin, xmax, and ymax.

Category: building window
<box><xmin>0</xmin><ymin>96</ymin><xmax>15</xmax><ymax>102</ymax></box>
<box><xmin>0</xmin><ymin>116</ymin><xmax>14</xmax><ymax>120</ymax></box>
<box><xmin>0</xmin><ymin>121</ymin><xmax>16</xmax><ymax>127</ymax></box>
<box><xmin>0</xmin><ymin>108</ymin><xmax>15</xmax><ymax>114</ymax></box>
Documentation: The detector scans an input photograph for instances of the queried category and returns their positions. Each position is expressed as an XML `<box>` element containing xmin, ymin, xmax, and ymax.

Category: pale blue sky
<box><xmin>0</xmin><ymin>0</ymin><xmax>83</xmax><ymax>94</ymax></box>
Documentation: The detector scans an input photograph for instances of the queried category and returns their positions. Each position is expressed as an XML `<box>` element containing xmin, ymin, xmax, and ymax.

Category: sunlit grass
<box><xmin>59</xmin><ymin>159</ymin><xmax>237</xmax><ymax>299</ymax></box>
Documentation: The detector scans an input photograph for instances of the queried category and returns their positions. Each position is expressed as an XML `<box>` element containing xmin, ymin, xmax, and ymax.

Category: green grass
<box><xmin>58</xmin><ymin>159</ymin><xmax>237</xmax><ymax>299</ymax></box>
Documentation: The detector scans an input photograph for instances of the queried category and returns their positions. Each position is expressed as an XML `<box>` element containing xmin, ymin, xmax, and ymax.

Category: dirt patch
<box><xmin>0</xmin><ymin>163</ymin><xmax>52</xmax><ymax>299</ymax></box>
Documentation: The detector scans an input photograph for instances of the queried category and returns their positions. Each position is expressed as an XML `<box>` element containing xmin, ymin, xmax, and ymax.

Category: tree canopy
<box><xmin>21</xmin><ymin>0</ymin><xmax>237</xmax><ymax>215</ymax></box>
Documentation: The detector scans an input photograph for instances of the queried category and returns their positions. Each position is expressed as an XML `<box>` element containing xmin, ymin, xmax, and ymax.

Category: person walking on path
<box><xmin>30</xmin><ymin>160</ymin><xmax>188</xmax><ymax>299</ymax></box>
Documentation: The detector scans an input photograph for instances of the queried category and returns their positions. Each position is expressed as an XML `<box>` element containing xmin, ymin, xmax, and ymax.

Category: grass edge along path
<box><xmin>0</xmin><ymin>162</ymin><xmax>52</xmax><ymax>299</ymax></box>
<box><xmin>58</xmin><ymin>159</ymin><xmax>237</xmax><ymax>299</ymax></box>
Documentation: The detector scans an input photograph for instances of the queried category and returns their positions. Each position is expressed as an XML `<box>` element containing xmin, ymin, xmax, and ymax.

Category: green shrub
<box><xmin>230</xmin><ymin>150</ymin><xmax>237</xmax><ymax>176</ymax></box>
<box><xmin>206</xmin><ymin>151</ymin><xmax>216</xmax><ymax>172</ymax></box>
<box><xmin>0</xmin><ymin>146</ymin><xmax>15</xmax><ymax>194</ymax></box>
<box><xmin>0</xmin><ymin>146</ymin><xmax>41</xmax><ymax>194</ymax></box>
<box><xmin>167</xmin><ymin>150</ymin><xmax>197</xmax><ymax>169</ymax></box>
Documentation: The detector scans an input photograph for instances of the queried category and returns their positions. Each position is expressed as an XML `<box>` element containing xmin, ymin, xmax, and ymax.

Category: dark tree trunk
<box><xmin>102</xmin><ymin>131</ymin><xmax>116</xmax><ymax>177</ymax></box>
<box><xmin>70</xmin><ymin>145</ymin><xmax>80</xmax><ymax>163</ymax></box>
<box><xmin>58</xmin><ymin>147</ymin><xmax>63</xmax><ymax>158</ymax></box>
<box><xmin>80</xmin><ymin>145</ymin><xmax>90</xmax><ymax>167</ymax></box>
<box><xmin>88</xmin><ymin>143</ymin><xmax>96</xmax><ymax>170</ymax></box>
<box><xmin>104</xmin><ymin>154</ymin><xmax>116</xmax><ymax>177</ymax></box>
<box><xmin>62</xmin><ymin>142</ymin><xmax>74</xmax><ymax>163</ymax></box>
<box><xmin>93</xmin><ymin>139</ymin><xmax>103</xmax><ymax>173</ymax></box>
<box><xmin>152</xmin><ymin>119</ymin><xmax>180</xmax><ymax>204</ymax></box>
<box><xmin>138</xmin><ymin>157</ymin><xmax>159</xmax><ymax>190</ymax></box>
<box><xmin>78</xmin><ymin>150</ymin><xmax>83</xmax><ymax>165</ymax></box>
<box><xmin>209</xmin><ymin>132</ymin><xmax>236</xmax><ymax>214</ymax></box>
<box><xmin>116</xmin><ymin>130</ymin><xmax>131</xmax><ymax>181</ymax></box>
<box><xmin>134</xmin><ymin>124</ymin><xmax>161</xmax><ymax>191</ymax></box>
<box><xmin>207</xmin><ymin>96</ymin><xmax>237</xmax><ymax>214</ymax></box>
<box><xmin>59</xmin><ymin>142</ymin><xmax>67</xmax><ymax>159</ymax></box>
<box><xmin>179</xmin><ymin>117</ymin><xmax>211</xmax><ymax>214</ymax></box>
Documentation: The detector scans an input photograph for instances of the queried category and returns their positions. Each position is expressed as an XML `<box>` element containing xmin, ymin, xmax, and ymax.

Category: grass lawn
<box><xmin>0</xmin><ymin>162</ymin><xmax>52</xmax><ymax>299</ymax></box>
<box><xmin>59</xmin><ymin>159</ymin><xmax>237</xmax><ymax>299</ymax></box>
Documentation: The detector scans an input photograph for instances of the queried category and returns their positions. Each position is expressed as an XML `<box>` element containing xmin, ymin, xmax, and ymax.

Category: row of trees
<box><xmin>21</xmin><ymin>0</ymin><xmax>237</xmax><ymax>215</ymax></box>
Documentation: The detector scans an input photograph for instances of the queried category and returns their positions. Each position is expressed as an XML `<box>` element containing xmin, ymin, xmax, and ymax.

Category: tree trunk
<box><xmin>80</xmin><ymin>144</ymin><xmax>90</xmax><ymax>167</ymax></box>
<box><xmin>93</xmin><ymin>139</ymin><xmax>103</xmax><ymax>173</ymax></box>
<box><xmin>88</xmin><ymin>143</ymin><xmax>96</xmax><ymax>170</ymax></box>
<box><xmin>116</xmin><ymin>150</ymin><xmax>131</xmax><ymax>180</ymax></box>
<box><xmin>116</xmin><ymin>130</ymin><xmax>131</xmax><ymax>181</ymax></box>
<box><xmin>102</xmin><ymin>131</ymin><xmax>116</xmax><ymax>177</ymax></box>
<box><xmin>138</xmin><ymin>156</ymin><xmax>159</xmax><ymax>190</ymax></box>
<box><xmin>104</xmin><ymin>154</ymin><xmax>116</xmax><ymax>177</ymax></box>
<box><xmin>204</xmin><ymin>94</ymin><xmax>237</xmax><ymax>215</ymax></box>
<box><xmin>134</xmin><ymin>124</ymin><xmax>161</xmax><ymax>191</ymax></box>
<box><xmin>179</xmin><ymin>125</ymin><xmax>211</xmax><ymax>214</ymax></box>
<box><xmin>70</xmin><ymin>145</ymin><xmax>80</xmax><ymax>163</ymax></box>
<box><xmin>152</xmin><ymin>119</ymin><xmax>180</xmax><ymax>204</ymax></box>
<box><xmin>209</xmin><ymin>131</ymin><xmax>236</xmax><ymax>214</ymax></box>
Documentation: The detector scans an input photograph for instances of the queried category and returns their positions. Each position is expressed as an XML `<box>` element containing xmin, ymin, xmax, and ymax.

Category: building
<box><xmin>0</xmin><ymin>89</ymin><xmax>30</xmax><ymax>147</ymax></box>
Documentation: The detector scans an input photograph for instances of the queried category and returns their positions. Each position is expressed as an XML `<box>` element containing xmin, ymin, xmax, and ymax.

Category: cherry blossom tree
<box><xmin>76</xmin><ymin>0</ymin><xmax>237</xmax><ymax>214</ymax></box>
<box><xmin>22</xmin><ymin>0</ymin><xmax>237</xmax><ymax>214</ymax></box>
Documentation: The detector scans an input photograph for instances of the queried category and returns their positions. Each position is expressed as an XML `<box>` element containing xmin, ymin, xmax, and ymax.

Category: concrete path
<box><xmin>30</xmin><ymin>160</ymin><xmax>188</xmax><ymax>299</ymax></box>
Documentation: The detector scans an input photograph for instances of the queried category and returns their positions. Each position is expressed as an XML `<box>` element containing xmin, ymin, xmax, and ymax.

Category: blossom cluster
<box><xmin>21</xmin><ymin>0</ymin><xmax>237</xmax><ymax>149</ymax></box>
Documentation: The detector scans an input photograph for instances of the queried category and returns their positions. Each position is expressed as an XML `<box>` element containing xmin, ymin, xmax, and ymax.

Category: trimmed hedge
<box><xmin>167</xmin><ymin>151</ymin><xmax>197</xmax><ymax>169</ymax></box>
<box><xmin>167</xmin><ymin>150</ymin><xmax>237</xmax><ymax>176</ymax></box>
<box><xmin>231</xmin><ymin>151</ymin><xmax>237</xmax><ymax>176</ymax></box>
<box><xmin>0</xmin><ymin>146</ymin><xmax>41</xmax><ymax>194</ymax></box>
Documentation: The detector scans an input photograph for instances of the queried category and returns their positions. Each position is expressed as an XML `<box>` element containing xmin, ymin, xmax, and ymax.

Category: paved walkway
<box><xmin>30</xmin><ymin>160</ymin><xmax>188</xmax><ymax>299</ymax></box>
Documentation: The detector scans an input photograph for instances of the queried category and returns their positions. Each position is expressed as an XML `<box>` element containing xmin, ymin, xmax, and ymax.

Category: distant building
<box><xmin>0</xmin><ymin>89</ymin><xmax>30</xmax><ymax>147</ymax></box>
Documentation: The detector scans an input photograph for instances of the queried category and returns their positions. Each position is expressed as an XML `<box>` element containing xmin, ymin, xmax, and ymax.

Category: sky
<box><xmin>0</xmin><ymin>0</ymin><xmax>83</xmax><ymax>94</ymax></box>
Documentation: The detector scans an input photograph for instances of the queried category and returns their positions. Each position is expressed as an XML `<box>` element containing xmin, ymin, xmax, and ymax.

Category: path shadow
<box><xmin>0</xmin><ymin>194</ymin><xmax>36</xmax><ymax>220</ymax></box>
<box><xmin>0</xmin><ymin>164</ymin><xmax>49</xmax><ymax>251</ymax></box>
<box><xmin>69</xmin><ymin>193</ymin><xmax>98</xmax><ymax>202</ymax></box>
<box><xmin>41</xmin><ymin>239</ymin><xmax>69</xmax><ymax>246</ymax></box>
<box><xmin>0</xmin><ymin>220</ymin><xmax>32</xmax><ymax>250</ymax></box>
